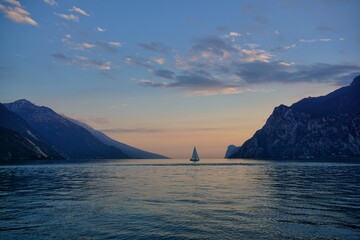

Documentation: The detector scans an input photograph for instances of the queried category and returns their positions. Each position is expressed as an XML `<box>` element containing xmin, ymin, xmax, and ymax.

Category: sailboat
<box><xmin>190</xmin><ymin>147</ymin><xmax>200</xmax><ymax>162</ymax></box>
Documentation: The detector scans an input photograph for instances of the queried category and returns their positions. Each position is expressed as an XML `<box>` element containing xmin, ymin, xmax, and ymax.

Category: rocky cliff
<box><xmin>226</xmin><ymin>75</ymin><xmax>360</xmax><ymax>160</ymax></box>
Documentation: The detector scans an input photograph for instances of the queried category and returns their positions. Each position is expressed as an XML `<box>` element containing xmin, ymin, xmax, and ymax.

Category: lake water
<box><xmin>0</xmin><ymin>159</ymin><xmax>359</xmax><ymax>239</ymax></box>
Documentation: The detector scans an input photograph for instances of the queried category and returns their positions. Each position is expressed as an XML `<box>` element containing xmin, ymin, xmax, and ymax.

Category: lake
<box><xmin>0</xmin><ymin>159</ymin><xmax>359</xmax><ymax>239</ymax></box>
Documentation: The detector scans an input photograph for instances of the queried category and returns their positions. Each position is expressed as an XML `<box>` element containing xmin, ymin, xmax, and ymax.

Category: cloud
<box><xmin>271</xmin><ymin>43</ymin><xmax>297</xmax><ymax>52</ymax></box>
<box><xmin>241</xmin><ymin>48</ymin><xmax>272</xmax><ymax>62</ymax></box>
<box><xmin>174</xmin><ymin>54</ymin><xmax>190</xmax><ymax>69</ymax></box>
<box><xmin>154</xmin><ymin>69</ymin><xmax>175</xmax><ymax>79</ymax></box>
<box><xmin>131</xmin><ymin>32</ymin><xmax>356</xmax><ymax>96</ymax></box>
<box><xmin>283</xmin><ymin>44</ymin><xmax>296</xmax><ymax>50</ymax></box>
<box><xmin>136</xmin><ymin>79</ymin><xmax>169</xmax><ymax>88</ymax></box>
<box><xmin>51</xmin><ymin>53</ymin><xmax>71</xmax><ymax>62</ymax></box>
<box><xmin>174</xmin><ymin>70</ymin><xmax>230</xmax><ymax>88</ymax></box>
<box><xmin>139</xmin><ymin>57</ymin><xmax>359</xmax><ymax>95</ymax></box>
<box><xmin>0</xmin><ymin>3</ymin><xmax>38</xmax><ymax>26</ymax></box>
<box><xmin>186</xmin><ymin>87</ymin><xmax>240</xmax><ymax>96</ymax></box>
<box><xmin>186</xmin><ymin>36</ymin><xmax>241</xmax><ymax>67</ymax></box>
<box><xmin>278</xmin><ymin>61</ymin><xmax>294</xmax><ymax>67</ymax></box>
<box><xmin>299</xmin><ymin>39</ymin><xmax>317</xmax><ymax>43</ymax></box>
<box><xmin>229</xmin><ymin>32</ymin><xmax>241</xmax><ymax>37</ymax></box>
<box><xmin>87</xmin><ymin>117</ymin><xmax>109</xmax><ymax>125</ymax></box>
<box><xmin>124</xmin><ymin>56</ymin><xmax>151</xmax><ymax>68</ymax></box>
<box><xmin>138</xmin><ymin>42</ymin><xmax>170</xmax><ymax>53</ymax></box>
<box><xmin>234</xmin><ymin>61</ymin><xmax>360</xmax><ymax>85</ymax></box>
<box><xmin>75</xmin><ymin>56</ymin><xmax>111</xmax><ymax>70</ymax></box>
<box><xmin>153</xmin><ymin>57</ymin><xmax>166</xmax><ymax>65</ymax></box>
<box><xmin>133</xmin><ymin>35</ymin><xmax>267</xmax><ymax>78</ymax></box>
<box><xmin>190</xmin><ymin>36</ymin><xmax>236</xmax><ymax>59</ymax></box>
<box><xmin>63</xmin><ymin>114</ymin><xmax>110</xmax><ymax>126</ymax></box>
<box><xmin>43</xmin><ymin>0</ymin><xmax>58</xmax><ymax>6</ymax></box>
<box><xmin>61</xmin><ymin>36</ymin><xmax>121</xmax><ymax>53</ymax></box>
<box><xmin>101</xmin><ymin>126</ymin><xmax>237</xmax><ymax>134</ymax></box>
<box><xmin>78</xmin><ymin>42</ymin><xmax>96</xmax><ymax>49</ymax></box>
<box><xmin>109</xmin><ymin>41</ymin><xmax>121</xmax><ymax>47</ymax></box>
<box><xmin>101</xmin><ymin>127</ymin><xmax>164</xmax><ymax>134</ymax></box>
<box><xmin>51</xmin><ymin>53</ymin><xmax>112</xmax><ymax>70</ymax></box>
<box><xmin>94</xmin><ymin>41</ymin><xmax>121</xmax><ymax>52</ymax></box>
<box><xmin>55</xmin><ymin>13</ymin><xmax>79</xmax><ymax>22</ymax></box>
<box><xmin>69</xmin><ymin>6</ymin><xmax>90</xmax><ymax>17</ymax></box>
<box><xmin>137</xmin><ymin>70</ymin><xmax>239</xmax><ymax>95</ymax></box>
<box><xmin>96</xmin><ymin>26</ymin><xmax>106</xmax><ymax>32</ymax></box>
<box><xmin>75</xmin><ymin>116</ymin><xmax>109</xmax><ymax>125</ymax></box>
<box><xmin>223</xmin><ymin>31</ymin><xmax>241</xmax><ymax>38</ymax></box>
<box><xmin>3</xmin><ymin>0</ymin><xmax>21</xmax><ymax>7</ymax></box>
<box><xmin>271</xmin><ymin>43</ymin><xmax>297</xmax><ymax>53</ymax></box>
<box><xmin>299</xmin><ymin>38</ymin><xmax>344</xmax><ymax>43</ymax></box>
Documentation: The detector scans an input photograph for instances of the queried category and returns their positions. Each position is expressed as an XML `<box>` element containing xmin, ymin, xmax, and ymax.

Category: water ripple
<box><xmin>0</xmin><ymin>159</ymin><xmax>359</xmax><ymax>239</ymax></box>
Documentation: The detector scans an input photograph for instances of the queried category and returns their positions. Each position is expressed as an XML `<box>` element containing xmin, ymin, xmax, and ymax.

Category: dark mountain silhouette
<box><xmin>0</xmin><ymin>127</ymin><xmax>46</xmax><ymax>160</ymax></box>
<box><xmin>291</xmin><ymin>75</ymin><xmax>360</xmax><ymax>116</ymax></box>
<box><xmin>226</xmin><ymin>75</ymin><xmax>360</xmax><ymax>160</ymax></box>
<box><xmin>4</xmin><ymin>100</ymin><xmax>129</xmax><ymax>160</ymax></box>
<box><xmin>0</xmin><ymin>103</ymin><xmax>64</xmax><ymax>160</ymax></box>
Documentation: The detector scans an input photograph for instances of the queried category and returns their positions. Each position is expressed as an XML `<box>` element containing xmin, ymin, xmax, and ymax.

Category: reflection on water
<box><xmin>0</xmin><ymin>159</ymin><xmax>359</xmax><ymax>239</ymax></box>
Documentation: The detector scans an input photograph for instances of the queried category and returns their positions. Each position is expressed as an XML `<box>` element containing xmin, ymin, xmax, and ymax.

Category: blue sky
<box><xmin>0</xmin><ymin>0</ymin><xmax>359</xmax><ymax>158</ymax></box>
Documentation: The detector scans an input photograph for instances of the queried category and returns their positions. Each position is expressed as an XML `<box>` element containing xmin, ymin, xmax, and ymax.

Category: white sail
<box><xmin>190</xmin><ymin>147</ymin><xmax>200</xmax><ymax>161</ymax></box>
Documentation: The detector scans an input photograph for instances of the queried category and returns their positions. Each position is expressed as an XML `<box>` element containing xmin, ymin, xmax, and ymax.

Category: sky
<box><xmin>0</xmin><ymin>0</ymin><xmax>360</xmax><ymax>158</ymax></box>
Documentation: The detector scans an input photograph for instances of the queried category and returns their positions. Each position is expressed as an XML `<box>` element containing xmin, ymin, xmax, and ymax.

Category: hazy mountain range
<box><xmin>0</xmin><ymin>99</ymin><xmax>168</xmax><ymax>161</ymax></box>
<box><xmin>226</xmin><ymin>75</ymin><xmax>360</xmax><ymax>160</ymax></box>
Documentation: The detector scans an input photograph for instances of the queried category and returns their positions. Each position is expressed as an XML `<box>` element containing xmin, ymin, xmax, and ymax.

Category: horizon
<box><xmin>1</xmin><ymin>0</ymin><xmax>360</xmax><ymax>158</ymax></box>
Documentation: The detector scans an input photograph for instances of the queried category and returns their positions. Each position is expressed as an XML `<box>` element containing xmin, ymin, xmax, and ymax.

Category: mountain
<box><xmin>4</xmin><ymin>100</ymin><xmax>129</xmax><ymax>160</ymax></box>
<box><xmin>226</xmin><ymin>75</ymin><xmax>360</xmax><ymax>160</ymax></box>
<box><xmin>0</xmin><ymin>103</ymin><xmax>64</xmax><ymax>160</ymax></box>
<box><xmin>0</xmin><ymin>127</ymin><xmax>47</xmax><ymax>160</ymax></box>
<box><xmin>291</xmin><ymin>75</ymin><xmax>360</xmax><ymax>116</ymax></box>
<box><xmin>66</xmin><ymin>117</ymin><xmax>169</xmax><ymax>159</ymax></box>
<box><xmin>225</xmin><ymin>145</ymin><xmax>238</xmax><ymax>158</ymax></box>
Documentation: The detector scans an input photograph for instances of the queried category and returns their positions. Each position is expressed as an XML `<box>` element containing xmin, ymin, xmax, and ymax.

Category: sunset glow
<box><xmin>1</xmin><ymin>0</ymin><xmax>359</xmax><ymax>158</ymax></box>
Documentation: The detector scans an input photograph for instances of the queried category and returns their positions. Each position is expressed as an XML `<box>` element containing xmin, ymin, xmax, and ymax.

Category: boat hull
<box><xmin>190</xmin><ymin>158</ymin><xmax>200</xmax><ymax>162</ymax></box>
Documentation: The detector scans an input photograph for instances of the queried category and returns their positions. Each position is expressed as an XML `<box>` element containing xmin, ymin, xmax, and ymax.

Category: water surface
<box><xmin>1</xmin><ymin>159</ymin><xmax>359</xmax><ymax>239</ymax></box>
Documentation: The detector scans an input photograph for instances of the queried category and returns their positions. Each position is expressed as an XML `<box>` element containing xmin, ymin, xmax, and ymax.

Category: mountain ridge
<box><xmin>226</xmin><ymin>75</ymin><xmax>360</xmax><ymax>160</ymax></box>
<box><xmin>0</xmin><ymin>103</ymin><xmax>65</xmax><ymax>160</ymax></box>
<box><xmin>4</xmin><ymin>100</ymin><xmax>129</xmax><ymax>160</ymax></box>
<box><xmin>1</xmin><ymin>99</ymin><xmax>167</xmax><ymax>161</ymax></box>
